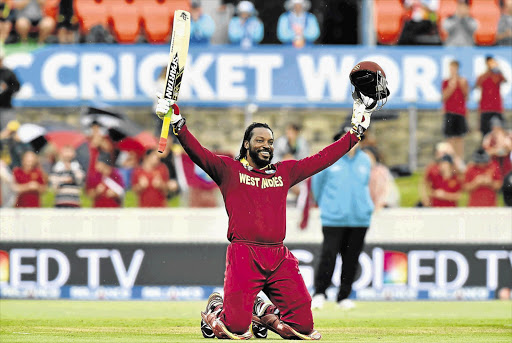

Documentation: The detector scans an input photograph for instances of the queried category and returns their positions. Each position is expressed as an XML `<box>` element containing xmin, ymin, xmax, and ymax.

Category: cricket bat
<box><xmin>158</xmin><ymin>10</ymin><xmax>191</xmax><ymax>153</ymax></box>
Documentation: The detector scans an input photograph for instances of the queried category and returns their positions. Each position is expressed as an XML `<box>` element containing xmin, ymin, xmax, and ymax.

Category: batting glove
<box><xmin>155</xmin><ymin>93</ymin><xmax>182</xmax><ymax>124</ymax></box>
<box><xmin>350</xmin><ymin>98</ymin><xmax>374</xmax><ymax>139</ymax></box>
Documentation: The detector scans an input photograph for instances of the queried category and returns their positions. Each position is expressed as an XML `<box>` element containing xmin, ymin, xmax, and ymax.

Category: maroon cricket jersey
<box><xmin>177</xmin><ymin>125</ymin><xmax>359</xmax><ymax>244</ymax></box>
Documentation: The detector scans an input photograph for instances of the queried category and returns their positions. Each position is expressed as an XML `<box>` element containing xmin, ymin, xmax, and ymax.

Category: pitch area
<box><xmin>0</xmin><ymin>300</ymin><xmax>510</xmax><ymax>342</ymax></box>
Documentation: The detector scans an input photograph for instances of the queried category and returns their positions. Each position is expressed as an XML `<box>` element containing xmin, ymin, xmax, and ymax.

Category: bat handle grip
<box><xmin>158</xmin><ymin>116</ymin><xmax>172</xmax><ymax>153</ymax></box>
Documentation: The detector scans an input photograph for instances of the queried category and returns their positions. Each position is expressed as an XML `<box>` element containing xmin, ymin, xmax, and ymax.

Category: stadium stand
<box><xmin>108</xmin><ymin>0</ymin><xmax>141</xmax><ymax>44</ymax></box>
<box><xmin>141</xmin><ymin>0</ymin><xmax>191</xmax><ymax>44</ymax></box>
<box><xmin>374</xmin><ymin>0</ymin><xmax>405</xmax><ymax>45</ymax></box>
<box><xmin>470</xmin><ymin>0</ymin><xmax>501</xmax><ymax>46</ymax></box>
<box><xmin>437</xmin><ymin>0</ymin><xmax>457</xmax><ymax>42</ymax></box>
<box><xmin>74</xmin><ymin>0</ymin><xmax>110</xmax><ymax>35</ymax></box>
<box><xmin>43</xmin><ymin>0</ymin><xmax>61</xmax><ymax>19</ymax></box>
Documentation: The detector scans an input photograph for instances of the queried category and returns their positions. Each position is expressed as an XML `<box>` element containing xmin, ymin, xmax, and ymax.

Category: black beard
<box><xmin>248</xmin><ymin>145</ymin><xmax>273</xmax><ymax>169</ymax></box>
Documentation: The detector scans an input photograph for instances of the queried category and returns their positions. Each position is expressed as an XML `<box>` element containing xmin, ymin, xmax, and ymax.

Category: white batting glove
<box><xmin>155</xmin><ymin>93</ymin><xmax>170</xmax><ymax>120</ymax></box>
<box><xmin>350</xmin><ymin>98</ymin><xmax>373</xmax><ymax>139</ymax></box>
<box><xmin>155</xmin><ymin>93</ymin><xmax>182</xmax><ymax>124</ymax></box>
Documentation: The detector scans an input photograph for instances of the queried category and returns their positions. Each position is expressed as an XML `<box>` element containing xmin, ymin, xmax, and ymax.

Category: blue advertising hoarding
<box><xmin>1</xmin><ymin>243</ymin><xmax>509</xmax><ymax>301</ymax></box>
<box><xmin>5</xmin><ymin>45</ymin><xmax>512</xmax><ymax>109</ymax></box>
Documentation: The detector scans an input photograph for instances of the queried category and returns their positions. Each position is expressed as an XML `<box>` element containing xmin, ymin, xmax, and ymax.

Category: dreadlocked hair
<box><xmin>235</xmin><ymin>122</ymin><xmax>273</xmax><ymax>161</ymax></box>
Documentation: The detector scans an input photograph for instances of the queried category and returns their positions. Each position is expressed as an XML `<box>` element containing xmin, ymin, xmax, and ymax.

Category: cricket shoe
<box><xmin>252</xmin><ymin>296</ymin><xmax>270</xmax><ymax>339</ymax></box>
<box><xmin>252</xmin><ymin>297</ymin><xmax>321</xmax><ymax>340</ymax></box>
<box><xmin>338</xmin><ymin>299</ymin><xmax>356</xmax><ymax>310</ymax></box>
<box><xmin>311</xmin><ymin>294</ymin><xmax>325</xmax><ymax>310</ymax></box>
<box><xmin>200</xmin><ymin>292</ymin><xmax>224</xmax><ymax>338</ymax></box>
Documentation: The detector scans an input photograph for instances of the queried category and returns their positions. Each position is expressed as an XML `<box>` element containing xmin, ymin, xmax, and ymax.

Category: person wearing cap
<box><xmin>277</xmin><ymin>0</ymin><xmax>319</xmax><ymax>48</ymax></box>
<box><xmin>190</xmin><ymin>0</ymin><xmax>215</xmax><ymax>45</ymax></box>
<box><xmin>132</xmin><ymin>149</ymin><xmax>170</xmax><ymax>207</ymax></box>
<box><xmin>483</xmin><ymin>117</ymin><xmax>512</xmax><ymax>178</ymax></box>
<box><xmin>441</xmin><ymin>0</ymin><xmax>477</xmax><ymax>46</ymax></box>
<box><xmin>12</xmin><ymin>150</ymin><xmax>46</xmax><ymax>208</ymax></box>
<box><xmin>311</xmin><ymin>127</ymin><xmax>373</xmax><ymax>310</ymax></box>
<box><xmin>476</xmin><ymin>56</ymin><xmax>507</xmax><ymax>137</ymax></box>
<box><xmin>228</xmin><ymin>1</ymin><xmax>263</xmax><ymax>48</ymax></box>
<box><xmin>464</xmin><ymin>148</ymin><xmax>502</xmax><ymax>207</ymax></box>
<box><xmin>86</xmin><ymin>151</ymin><xmax>124</xmax><ymax>208</ymax></box>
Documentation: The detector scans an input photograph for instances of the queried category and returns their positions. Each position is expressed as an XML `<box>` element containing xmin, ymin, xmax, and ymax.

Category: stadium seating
<box><xmin>141</xmin><ymin>0</ymin><xmax>191</xmax><ymax>44</ymax></box>
<box><xmin>43</xmin><ymin>0</ymin><xmax>60</xmax><ymax>19</ymax></box>
<box><xmin>108</xmin><ymin>0</ymin><xmax>141</xmax><ymax>44</ymax></box>
<box><xmin>470</xmin><ymin>0</ymin><xmax>501</xmax><ymax>46</ymax></box>
<box><xmin>437</xmin><ymin>0</ymin><xmax>457</xmax><ymax>42</ymax></box>
<box><xmin>74</xmin><ymin>0</ymin><xmax>110</xmax><ymax>35</ymax></box>
<box><xmin>374</xmin><ymin>0</ymin><xmax>405</xmax><ymax>45</ymax></box>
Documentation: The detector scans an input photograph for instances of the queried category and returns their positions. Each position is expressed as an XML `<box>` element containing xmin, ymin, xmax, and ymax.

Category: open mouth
<box><xmin>259</xmin><ymin>150</ymin><xmax>271</xmax><ymax>158</ymax></box>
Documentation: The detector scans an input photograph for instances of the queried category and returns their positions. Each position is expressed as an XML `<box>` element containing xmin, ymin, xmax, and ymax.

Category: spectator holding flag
<box><xmin>277</xmin><ymin>0</ymin><xmax>319</xmax><ymax>48</ymax></box>
<box><xmin>228</xmin><ymin>1</ymin><xmax>263</xmax><ymax>48</ymax></box>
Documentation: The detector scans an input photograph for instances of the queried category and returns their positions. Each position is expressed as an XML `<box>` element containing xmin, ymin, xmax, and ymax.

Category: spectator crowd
<box><xmin>0</xmin><ymin>0</ymin><xmax>510</xmax><ymax>210</ymax></box>
<box><xmin>0</xmin><ymin>0</ymin><xmax>510</xmax><ymax>47</ymax></box>
<box><xmin>0</xmin><ymin>0</ymin><xmax>322</xmax><ymax>47</ymax></box>
<box><xmin>382</xmin><ymin>0</ymin><xmax>512</xmax><ymax>46</ymax></box>
<box><xmin>421</xmin><ymin>55</ymin><xmax>512</xmax><ymax>208</ymax></box>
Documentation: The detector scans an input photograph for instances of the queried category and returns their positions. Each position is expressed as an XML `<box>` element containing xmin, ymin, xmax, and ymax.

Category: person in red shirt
<box><xmin>85</xmin><ymin>121</ymin><xmax>114</xmax><ymax>187</ymax></box>
<box><xmin>483</xmin><ymin>118</ymin><xmax>512</xmax><ymax>178</ymax></box>
<box><xmin>425</xmin><ymin>154</ymin><xmax>462</xmax><ymax>207</ymax></box>
<box><xmin>12</xmin><ymin>151</ymin><xmax>47</xmax><ymax>208</ymax></box>
<box><xmin>420</xmin><ymin>142</ymin><xmax>462</xmax><ymax>206</ymax></box>
<box><xmin>86</xmin><ymin>152</ymin><xmax>124</xmax><ymax>208</ymax></box>
<box><xmin>464</xmin><ymin>148</ymin><xmax>502</xmax><ymax>206</ymax></box>
<box><xmin>442</xmin><ymin>60</ymin><xmax>469</xmax><ymax>162</ymax></box>
<box><xmin>155</xmin><ymin>90</ymin><xmax>378</xmax><ymax>340</ymax></box>
<box><xmin>132</xmin><ymin>150</ymin><xmax>169</xmax><ymax>207</ymax></box>
<box><xmin>476</xmin><ymin>56</ymin><xmax>507</xmax><ymax>137</ymax></box>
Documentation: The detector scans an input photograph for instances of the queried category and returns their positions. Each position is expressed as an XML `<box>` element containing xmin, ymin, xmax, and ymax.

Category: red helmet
<box><xmin>349</xmin><ymin>61</ymin><xmax>390</xmax><ymax>110</ymax></box>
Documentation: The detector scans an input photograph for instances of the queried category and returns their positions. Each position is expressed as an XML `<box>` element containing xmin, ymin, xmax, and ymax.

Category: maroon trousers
<box><xmin>219</xmin><ymin>241</ymin><xmax>314</xmax><ymax>334</ymax></box>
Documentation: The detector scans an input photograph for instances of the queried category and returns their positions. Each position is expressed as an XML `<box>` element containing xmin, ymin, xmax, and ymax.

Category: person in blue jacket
<box><xmin>190</xmin><ymin>0</ymin><xmax>216</xmax><ymax>45</ymax></box>
<box><xmin>311</xmin><ymin>126</ymin><xmax>374</xmax><ymax>310</ymax></box>
<box><xmin>277</xmin><ymin>0</ymin><xmax>320</xmax><ymax>48</ymax></box>
<box><xmin>228</xmin><ymin>1</ymin><xmax>263</xmax><ymax>48</ymax></box>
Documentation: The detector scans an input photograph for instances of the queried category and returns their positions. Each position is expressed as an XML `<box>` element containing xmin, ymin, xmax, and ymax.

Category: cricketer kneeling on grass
<box><xmin>155</xmin><ymin>88</ymin><xmax>379</xmax><ymax>340</ymax></box>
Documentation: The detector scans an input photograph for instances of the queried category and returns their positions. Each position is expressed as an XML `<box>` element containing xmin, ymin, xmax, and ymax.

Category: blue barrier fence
<box><xmin>5</xmin><ymin>45</ymin><xmax>512</xmax><ymax>109</ymax></box>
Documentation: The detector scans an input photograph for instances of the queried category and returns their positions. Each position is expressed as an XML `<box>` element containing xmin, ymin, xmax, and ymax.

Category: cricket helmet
<box><xmin>349</xmin><ymin>61</ymin><xmax>390</xmax><ymax>110</ymax></box>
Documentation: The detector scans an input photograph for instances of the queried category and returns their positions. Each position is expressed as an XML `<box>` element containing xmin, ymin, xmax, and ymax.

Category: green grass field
<box><xmin>0</xmin><ymin>300</ymin><xmax>510</xmax><ymax>342</ymax></box>
<box><xmin>39</xmin><ymin>172</ymin><xmax>506</xmax><ymax>208</ymax></box>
